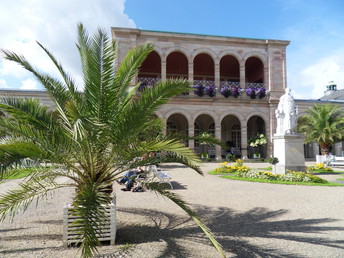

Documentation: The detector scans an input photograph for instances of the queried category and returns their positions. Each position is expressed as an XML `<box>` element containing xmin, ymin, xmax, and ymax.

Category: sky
<box><xmin>0</xmin><ymin>0</ymin><xmax>343</xmax><ymax>99</ymax></box>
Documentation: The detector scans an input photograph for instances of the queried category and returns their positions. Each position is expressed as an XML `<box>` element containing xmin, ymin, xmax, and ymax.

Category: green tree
<box><xmin>0</xmin><ymin>24</ymin><xmax>225</xmax><ymax>257</ymax></box>
<box><xmin>298</xmin><ymin>103</ymin><xmax>344</xmax><ymax>155</ymax></box>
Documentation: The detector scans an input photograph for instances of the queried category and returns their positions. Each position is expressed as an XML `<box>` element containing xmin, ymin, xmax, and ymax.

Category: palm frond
<box><xmin>36</xmin><ymin>41</ymin><xmax>82</xmax><ymax>106</ymax></box>
<box><xmin>0</xmin><ymin>174</ymin><xmax>60</xmax><ymax>221</ymax></box>
<box><xmin>0</xmin><ymin>50</ymin><xmax>73</xmax><ymax>108</ymax></box>
<box><xmin>113</xmin><ymin>43</ymin><xmax>154</xmax><ymax>105</ymax></box>
<box><xmin>112</xmin><ymin>79</ymin><xmax>191</xmax><ymax>145</ymax></box>
<box><xmin>0</xmin><ymin>137</ymin><xmax>44</xmax><ymax>174</ymax></box>
<box><xmin>148</xmin><ymin>183</ymin><xmax>226</xmax><ymax>257</ymax></box>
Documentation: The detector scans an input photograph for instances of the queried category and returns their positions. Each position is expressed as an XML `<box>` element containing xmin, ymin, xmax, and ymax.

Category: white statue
<box><xmin>275</xmin><ymin>88</ymin><xmax>298</xmax><ymax>135</ymax></box>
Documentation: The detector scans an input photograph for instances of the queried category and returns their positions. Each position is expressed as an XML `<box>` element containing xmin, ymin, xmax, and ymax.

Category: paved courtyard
<box><xmin>0</xmin><ymin>162</ymin><xmax>344</xmax><ymax>257</ymax></box>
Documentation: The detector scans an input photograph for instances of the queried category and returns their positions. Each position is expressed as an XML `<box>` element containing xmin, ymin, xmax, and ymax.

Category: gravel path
<box><xmin>0</xmin><ymin>162</ymin><xmax>344</xmax><ymax>257</ymax></box>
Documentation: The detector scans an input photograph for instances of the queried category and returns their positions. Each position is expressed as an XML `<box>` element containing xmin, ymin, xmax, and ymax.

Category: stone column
<box><xmin>240</xmin><ymin>65</ymin><xmax>246</xmax><ymax>89</ymax></box>
<box><xmin>215</xmin><ymin>63</ymin><xmax>220</xmax><ymax>89</ymax></box>
<box><xmin>188</xmin><ymin>61</ymin><xmax>194</xmax><ymax>96</ymax></box>
<box><xmin>161</xmin><ymin>60</ymin><xmax>166</xmax><ymax>81</ymax></box>
<box><xmin>215</xmin><ymin>124</ymin><xmax>222</xmax><ymax>160</ymax></box>
<box><xmin>188</xmin><ymin>125</ymin><xmax>195</xmax><ymax>150</ymax></box>
<box><xmin>335</xmin><ymin>142</ymin><xmax>343</xmax><ymax>156</ymax></box>
<box><xmin>241</xmin><ymin>125</ymin><xmax>248</xmax><ymax>159</ymax></box>
<box><xmin>282</xmin><ymin>50</ymin><xmax>287</xmax><ymax>91</ymax></box>
<box><xmin>264</xmin><ymin>67</ymin><xmax>269</xmax><ymax>89</ymax></box>
<box><xmin>160</xmin><ymin>117</ymin><xmax>167</xmax><ymax>136</ymax></box>
<box><xmin>313</xmin><ymin>142</ymin><xmax>320</xmax><ymax>156</ymax></box>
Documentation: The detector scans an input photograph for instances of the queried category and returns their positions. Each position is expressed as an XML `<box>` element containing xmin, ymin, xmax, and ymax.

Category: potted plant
<box><xmin>194</xmin><ymin>84</ymin><xmax>205</xmax><ymax>96</ymax></box>
<box><xmin>220</xmin><ymin>86</ymin><xmax>231</xmax><ymax>98</ymax></box>
<box><xmin>246</xmin><ymin>87</ymin><xmax>256</xmax><ymax>99</ymax></box>
<box><xmin>231</xmin><ymin>86</ymin><xmax>241</xmax><ymax>98</ymax></box>
<box><xmin>205</xmin><ymin>85</ymin><xmax>216</xmax><ymax>97</ymax></box>
<box><xmin>267</xmin><ymin>157</ymin><xmax>279</xmax><ymax>174</ymax></box>
<box><xmin>256</xmin><ymin>87</ymin><xmax>266</xmax><ymax>99</ymax></box>
<box><xmin>247</xmin><ymin>134</ymin><xmax>267</xmax><ymax>158</ymax></box>
<box><xmin>138</xmin><ymin>81</ymin><xmax>149</xmax><ymax>92</ymax></box>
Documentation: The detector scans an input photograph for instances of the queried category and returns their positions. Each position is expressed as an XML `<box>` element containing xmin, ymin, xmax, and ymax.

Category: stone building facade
<box><xmin>112</xmin><ymin>28</ymin><xmax>290</xmax><ymax>159</ymax></box>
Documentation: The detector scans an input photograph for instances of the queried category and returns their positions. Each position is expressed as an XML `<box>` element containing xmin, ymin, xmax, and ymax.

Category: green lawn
<box><xmin>312</xmin><ymin>170</ymin><xmax>344</xmax><ymax>174</ymax></box>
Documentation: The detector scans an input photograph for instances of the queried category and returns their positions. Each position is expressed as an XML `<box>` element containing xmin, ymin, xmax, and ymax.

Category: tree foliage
<box><xmin>297</xmin><ymin>104</ymin><xmax>344</xmax><ymax>155</ymax></box>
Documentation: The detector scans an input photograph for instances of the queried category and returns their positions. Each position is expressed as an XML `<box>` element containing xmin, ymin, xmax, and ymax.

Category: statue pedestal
<box><xmin>273</xmin><ymin>134</ymin><xmax>306</xmax><ymax>174</ymax></box>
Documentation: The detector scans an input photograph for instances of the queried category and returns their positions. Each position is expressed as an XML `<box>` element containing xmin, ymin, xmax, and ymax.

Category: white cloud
<box><xmin>0</xmin><ymin>0</ymin><xmax>136</xmax><ymax>89</ymax></box>
<box><xmin>0</xmin><ymin>79</ymin><xmax>9</xmax><ymax>89</ymax></box>
<box><xmin>20</xmin><ymin>78</ymin><xmax>38</xmax><ymax>90</ymax></box>
<box><xmin>289</xmin><ymin>49</ymin><xmax>344</xmax><ymax>99</ymax></box>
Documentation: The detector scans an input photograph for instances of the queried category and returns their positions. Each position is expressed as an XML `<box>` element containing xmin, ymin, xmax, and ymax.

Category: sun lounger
<box><xmin>150</xmin><ymin>165</ymin><xmax>173</xmax><ymax>189</ymax></box>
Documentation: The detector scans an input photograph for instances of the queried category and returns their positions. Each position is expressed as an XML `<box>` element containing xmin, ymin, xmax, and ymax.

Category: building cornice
<box><xmin>111</xmin><ymin>27</ymin><xmax>290</xmax><ymax>46</ymax></box>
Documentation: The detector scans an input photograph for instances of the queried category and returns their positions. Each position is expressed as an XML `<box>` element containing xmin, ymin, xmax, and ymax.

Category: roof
<box><xmin>111</xmin><ymin>27</ymin><xmax>290</xmax><ymax>46</ymax></box>
<box><xmin>320</xmin><ymin>89</ymin><xmax>344</xmax><ymax>101</ymax></box>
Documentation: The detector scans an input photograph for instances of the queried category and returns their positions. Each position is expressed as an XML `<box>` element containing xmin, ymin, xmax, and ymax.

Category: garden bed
<box><xmin>208</xmin><ymin>161</ymin><xmax>344</xmax><ymax>186</ymax></box>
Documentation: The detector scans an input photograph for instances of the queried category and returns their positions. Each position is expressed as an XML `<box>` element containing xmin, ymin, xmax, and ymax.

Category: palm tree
<box><xmin>298</xmin><ymin>103</ymin><xmax>344</xmax><ymax>155</ymax></box>
<box><xmin>0</xmin><ymin>24</ymin><xmax>225</xmax><ymax>257</ymax></box>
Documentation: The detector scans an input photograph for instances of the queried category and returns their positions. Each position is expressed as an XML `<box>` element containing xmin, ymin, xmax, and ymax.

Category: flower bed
<box><xmin>306</xmin><ymin>163</ymin><xmax>333</xmax><ymax>172</ymax></box>
<box><xmin>237</xmin><ymin>169</ymin><xmax>328</xmax><ymax>183</ymax></box>
<box><xmin>212</xmin><ymin>161</ymin><xmax>249</xmax><ymax>174</ymax></box>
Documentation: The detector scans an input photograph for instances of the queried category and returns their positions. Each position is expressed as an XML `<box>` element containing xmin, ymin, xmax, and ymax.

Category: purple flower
<box><xmin>138</xmin><ymin>81</ymin><xmax>148</xmax><ymax>92</ymax></box>
<box><xmin>205</xmin><ymin>85</ymin><xmax>216</xmax><ymax>97</ymax></box>
<box><xmin>246</xmin><ymin>88</ymin><xmax>256</xmax><ymax>99</ymax></box>
<box><xmin>220</xmin><ymin>86</ymin><xmax>231</xmax><ymax>98</ymax></box>
<box><xmin>231</xmin><ymin>86</ymin><xmax>240</xmax><ymax>98</ymax></box>
<box><xmin>256</xmin><ymin>87</ymin><xmax>266</xmax><ymax>99</ymax></box>
<box><xmin>194</xmin><ymin>84</ymin><xmax>205</xmax><ymax>96</ymax></box>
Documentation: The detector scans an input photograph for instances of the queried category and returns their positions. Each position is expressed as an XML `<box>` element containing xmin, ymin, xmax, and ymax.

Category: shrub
<box><xmin>226</xmin><ymin>153</ymin><xmax>236</xmax><ymax>162</ymax></box>
<box><xmin>267</xmin><ymin>157</ymin><xmax>279</xmax><ymax>165</ymax></box>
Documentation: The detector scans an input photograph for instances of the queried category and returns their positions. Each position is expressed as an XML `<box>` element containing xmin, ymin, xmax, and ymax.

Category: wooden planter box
<box><xmin>63</xmin><ymin>203</ymin><xmax>116</xmax><ymax>247</ymax></box>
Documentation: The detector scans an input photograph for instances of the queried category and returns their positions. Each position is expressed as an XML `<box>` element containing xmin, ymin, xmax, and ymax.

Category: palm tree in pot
<box><xmin>0</xmin><ymin>24</ymin><xmax>225</xmax><ymax>258</ymax></box>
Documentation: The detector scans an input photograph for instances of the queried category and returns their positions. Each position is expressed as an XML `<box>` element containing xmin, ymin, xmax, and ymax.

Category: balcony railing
<box><xmin>246</xmin><ymin>82</ymin><xmax>265</xmax><ymax>89</ymax></box>
<box><xmin>137</xmin><ymin>77</ymin><xmax>266</xmax><ymax>98</ymax></box>
<box><xmin>193</xmin><ymin>80</ymin><xmax>216</xmax><ymax>87</ymax></box>
<box><xmin>138</xmin><ymin>77</ymin><xmax>160</xmax><ymax>88</ymax></box>
<box><xmin>220</xmin><ymin>81</ymin><xmax>240</xmax><ymax>88</ymax></box>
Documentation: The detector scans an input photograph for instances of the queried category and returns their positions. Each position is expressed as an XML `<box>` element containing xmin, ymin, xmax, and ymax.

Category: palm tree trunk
<box><xmin>320</xmin><ymin>144</ymin><xmax>330</xmax><ymax>155</ymax></box>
